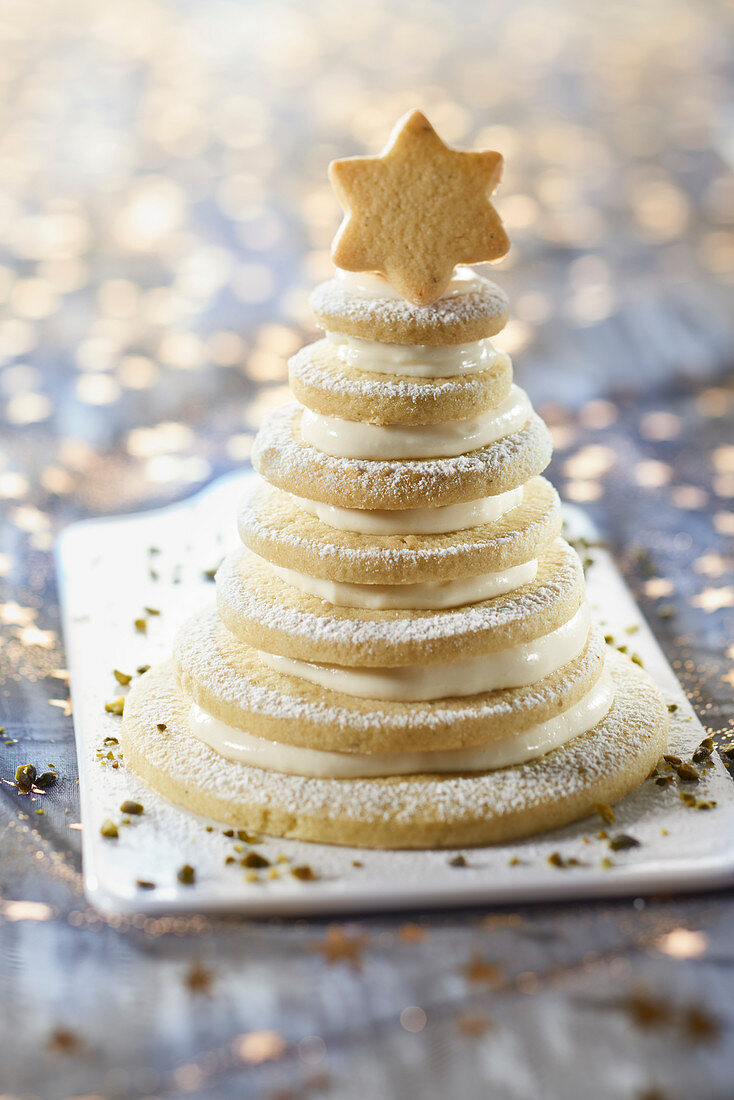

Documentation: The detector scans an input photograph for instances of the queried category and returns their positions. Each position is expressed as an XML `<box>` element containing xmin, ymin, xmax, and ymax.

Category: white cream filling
<box><xmin>300</xmin><ymin>385</ymin><xmax>531</xmax><ymax>461</ymax></box>
<box><xmin>269</xmin><ymin>558</ymin><xmax>538</xmax><ymax>610</ymax></box>
<box><xmin>188</xmin><ymin>661</ymin><xmax>613</xmax><ymax>779</ymax></box>
<box><xmin>256</xmin><ymin>603</ymin><xmax>592</xmax><ymax>702</ymax></box>
<box><xmin>291</xmin><ymin>485</ymin><xmax>523</xmax><ymax>535</ymax></box>
<box><xmin>334</xmin><ymin>264</ymin><xmax>487</xmax><ymax>302</ymax></box>
<box><xmin>326</xmin><ymin>331</ymin><xmax>503</xmax><ymax>379</ymax></box>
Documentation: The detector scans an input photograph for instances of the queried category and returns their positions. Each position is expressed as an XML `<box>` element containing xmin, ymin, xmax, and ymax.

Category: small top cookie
<box><xmin>329</xmin><ymin>110</ymin><xmax>509</xmax><ymax>306</ymax></box>
<box><xmin>310</xmin><ymin>269</ymin><xmax>509</xmax><ymax>346</ymax></box>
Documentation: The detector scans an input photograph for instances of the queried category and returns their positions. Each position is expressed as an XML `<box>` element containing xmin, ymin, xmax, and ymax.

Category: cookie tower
<box><xmin>123</xmin><ymin>111</ymin><xmax>667</xmax><ymax>847</ymax></box>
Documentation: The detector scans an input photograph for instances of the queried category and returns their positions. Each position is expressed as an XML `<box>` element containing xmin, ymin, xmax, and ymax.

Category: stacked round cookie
<box><xmin>122</xmin><ymin>267</ymin><xmax>668</xmax><ymax>848</ymax></box>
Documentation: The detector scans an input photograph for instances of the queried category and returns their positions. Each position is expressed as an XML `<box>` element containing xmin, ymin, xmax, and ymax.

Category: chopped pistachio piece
<box><xmin>177</xmin><ymin>864</ymin><xmax>195</xmax><ymax>885</ymax></box>
<box><xmin>14</xmin><ymin>763</ymin><xmax>36</xmax><ymax>789</ymax></box>
<box><xmin>120</xmin><ymin>800</ymin><xmax>143</xmax><ymax>815</ymax></box>
<box><xmin>101</xmin><ymin>819</ymin><xmax>119</xmax><ymax>838</ymax></box>
<box><xmin>595</xmin><ymin>802</ymin><xmax>616</xmax><ymax>825</ymax></box>
<box><xmin>608</xmin><ymin>834</ymin><xmax>640</xmax><ymax>851</ymax></box>
<box><xmin>291</xmin><ymin>865</ymin><xmax>317</xmax><ymax>881</ymax></box>
<box><xmin>113</xmin><ymin>669</ymin><xmax>132</xmax><ymax>686</ymax></box>
<box><xmin>105</xmin><ymin>697</ymin><xmax>125</xmax><ymax>716</ymax></box>
<box><xmin>241</xmin><ymin>852</ymin><xmax>269</xmax><ymax>869</ymax></box>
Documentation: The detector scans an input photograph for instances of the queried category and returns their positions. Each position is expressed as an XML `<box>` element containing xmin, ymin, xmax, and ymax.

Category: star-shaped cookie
<box><xmin>329</xmin><ymin>109</ymin><xmax>510</xmax><ymax>306</ymax></box>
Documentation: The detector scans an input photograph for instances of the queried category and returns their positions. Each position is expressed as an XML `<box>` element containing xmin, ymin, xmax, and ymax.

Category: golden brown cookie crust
<box><xmin>239</xmin><ymin>477</ymin><xmax>561</xmax><ymax>585</ymax></box>
<box><xmin>288</xmin><ymin>339</ymin><xmax>513</xmax><ymax>426</ymax></box>
<box><xmin>328</xmin><ymin>110</ymin><xmax>509</xmax><ymax>306</ymax></box>
<box><xmin>252</xmin><ymin>403</ymin><xmax>552</xmax><ymax>511</ymax></box>
<box><xmin>121</xmin><ymin>650</ymin><xmax>668</xmax><ymax>849</ymax></box>
<box><xmin>215</xmin><ymin>539</ymin><xmax>584</xmax><ymax>668</ymax></box>
<box><xmin>310</xmin><ymin>275</ymin><xmax>509</xmax><ymax>346</ymax></box>
<box><xmin>175</xmin><ymin>611</ymin><xmax>606</xmax><ymax>753</ymax></box>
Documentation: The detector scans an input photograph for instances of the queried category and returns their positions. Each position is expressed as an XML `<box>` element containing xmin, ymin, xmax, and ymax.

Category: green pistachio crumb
<box><xmin>177</xmin><ymin>864</ymin><xmax>195</xmax><ymax>885</ymax></box>
<box><xmin>120</xmin><ymin>800</ymin><xmax>143</xmax><ymax>815</ymax></box>
<box><xmin>595</xmin><ymin>802</ymin><xmax>616</xmax><ymax>825</ymax></box>
<box><xmin>105</xmin><ymin>697</ymin><xmax>125</xmax><ymax>716</ymax></box>
<box><xmin>676</xmin><ymin>762</ymin><xmax>700</xmax><ymax>782</ymax></box>
<box><xmin>241</xmin><ymin>852</ymin><xmax>269</xmax><ymax>869</ymax></box>
<box><xmin>35</xmin><ymin>772</ymin><xmax>57</xmax><ymax>788</ymax></box>
<box><xmin>156</xmin><ymin>723</ymin><xmax>167</xmax><ymax>732</ymax></box>
<box><xmin>113</xmin><ymin>669</ymin><xmax>132</xmax><ymax>685</ymax></box>
<box><xmin>101</xmin><ymin>819</ymin><xmax>118</xmax><ymax>838</ymax></box>
<box><xmin>291</xmin><ymin>865</ymin><xmax>316</xmax><ymax>881</ymax></box>
<box><xmin>608</xmin><ymin>834</ymin><xmax>640</xmax><ymax>851</ymax></box>
<box><xmin>14</xmin><ymin>763</ymin><xmax>36</xmax><ymax>789</ymax></box>
<box><xmin>137</xmin><ymin>665</ymin><xmax>150</xmax><ymax>675</ymax></box>
<box><xmin>136</xmin><ymin>879</ymin><xmax>156</xmax><ymax>890</ymax></box>
<box><xmin>449</xmin><ymin>855</ymin><xmax>468</xmax><ymax>867</ymax></box>
<box><xmin>134</xmin><ymin>618</ymin><xmax>147</xmax><ymax>634</ymax></box>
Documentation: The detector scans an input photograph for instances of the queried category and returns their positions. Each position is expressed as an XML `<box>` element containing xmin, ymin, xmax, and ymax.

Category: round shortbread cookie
<box><xmin>252</xmin><ymin>403</ymin><xmax>552</xmax><ymax>511</ymax></box>
<box><xmin>239</xmin><ymin>477</ymin><xmax>560</xmax><ymax>585</ymax></box>
<box><xmin>310</xmin><ymin>274</ymin><xmax>508</xmax><ymax>346</ymax></box>
<box><xmin>120</xmin><ymin>650</ymin><xmax>668</xmax><ymax>848</ymax></box>
<box><xmin>289</xmin><ymin>339</ymin><xmax>513</xmax><ymax>425</ymax></box>
<box><xmin>175</xmin><ymin>610</ymin><xmax>606</xmax><ymax>753</ymax></box>
<box><xmin>215</xmin><ymin>539</ymin><xmax>584</xmax><ymax>667</ymax></box>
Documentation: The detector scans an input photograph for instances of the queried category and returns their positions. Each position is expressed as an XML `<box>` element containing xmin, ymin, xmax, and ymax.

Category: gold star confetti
<box><xmin>463</xmin><ymin>955</ymin><xmax>503</xmax><ymax>986</ymax></box>
<box><xmin>329</xmin><ymin>109</ymin><xmax>509</xmax><ymax>305</ymax></box>
<box><xmin>310</xmin><ymin>924</ymin><xmax>369</xmax><ymax>969</ymax></box>
<box><xmin>183</xmin><ymin>961</ymin><xmax>215</xmax><ymax>995</ymax></box>
<box><xmin>456</xmin><ymin>1012</ymin><xmax>493</xmax><ymax>1037</ymax></box>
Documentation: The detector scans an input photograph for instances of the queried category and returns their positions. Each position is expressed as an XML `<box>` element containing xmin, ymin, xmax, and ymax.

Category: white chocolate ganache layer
<box><xmin>188</xmin><ymin>659</ymin><xmax>613</xmax><ymax>778</ymax></box>
<box><xmin>253</xmin><ymin>602</ymin><xmax>591</xmax><ymax>702</ymax></box>
<box><xmin>300</xmin><ymin>384</ymin><xmax>532</xmax><ymax>460</ymax></box>
<box><xmin>269</xmin><ymin>557</ymin><xmax>538</xmax><ymax>610</ymax></box>
<box><xmin>291</xmin><ymin>485</ymin><xmax>524</xmax><ymax>535</ymax></box>
<box><xmin>326</xmin><ymin>331</ymin><xmax>504</xmax><ymax>379</ymax></box>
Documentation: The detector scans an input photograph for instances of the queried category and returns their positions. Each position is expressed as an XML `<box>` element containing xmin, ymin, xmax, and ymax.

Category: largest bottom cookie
<box><xmin>120</xmin><ymin>650</ymin><xmax>667</xmax><ymax>849</ymax></box>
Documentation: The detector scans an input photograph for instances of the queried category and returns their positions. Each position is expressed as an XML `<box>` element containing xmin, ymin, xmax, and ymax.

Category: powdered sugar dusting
<box><xmin>215</xmin><ymin>540</ymin><xmax>584</xmax><ymax>666</ymax></box>
<box><xmin>252</xmin><ymin>403</ymin><xmax>552</xmax><ymax>509</ymax></box>
<box><xmin>238</xmin><ymin>478</ymin><xmax>560</xmax><ymax>584</ymax></box>
<box><xmin>174</xmin><ymin>609</ymin><xmax>606</xmax><ymax>743</ymax></box>
<box><xmin>310</xmin><ymin>277</ymin><xmax>508</xmax><ymax>345</ymax></box>
<box><xmin>127</xmin><ymin>649</ymin><xmax>666</xmax><ymax>832</ymax></box>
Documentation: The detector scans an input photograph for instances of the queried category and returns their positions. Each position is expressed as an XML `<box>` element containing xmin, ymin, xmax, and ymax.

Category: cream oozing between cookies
<box><xmin>185</xmin><ymin>267</ymin><xmax>610</xmax><ymax>778</ymax></box>
<box><xmin>187</xmin><ymin>660</ymin><xmax>613</xmax><ymax>778</ymax></box>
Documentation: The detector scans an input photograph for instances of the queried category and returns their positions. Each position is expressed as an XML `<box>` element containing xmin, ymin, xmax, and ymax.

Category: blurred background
<box><xmin>0</xmin><ymin>2</ymin><xmax>733</xmax><ymax>1097</ymax></box>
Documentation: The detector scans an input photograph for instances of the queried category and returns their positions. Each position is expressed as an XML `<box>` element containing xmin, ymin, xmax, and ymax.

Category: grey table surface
<box><xmin>0</xmin><ymin>1</ymin><xmax>733</xmax><ymax>1098</ymax></box>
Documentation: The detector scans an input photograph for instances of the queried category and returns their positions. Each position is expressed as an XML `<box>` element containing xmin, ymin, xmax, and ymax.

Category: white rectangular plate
<box><xmin>57</xmin><ymin>471</ymin><xmax>734</xmax><ymax>915</ymax></box>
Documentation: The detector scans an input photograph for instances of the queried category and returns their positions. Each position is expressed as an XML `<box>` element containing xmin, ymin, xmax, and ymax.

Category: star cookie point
<box><xmin>328</xmin><ymin>109</ymin><xmax>510</xmax><ymax>306</ymax></box>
